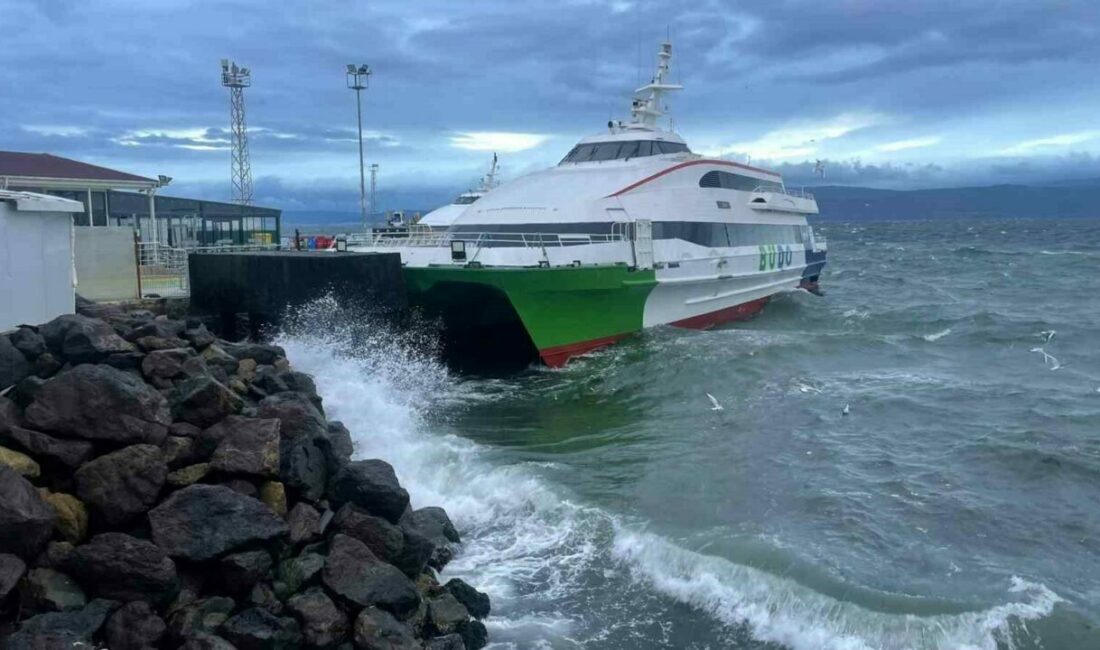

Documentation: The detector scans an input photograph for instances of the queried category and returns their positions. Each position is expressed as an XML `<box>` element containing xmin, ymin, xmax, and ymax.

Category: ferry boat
<box><xmin>349</xmin><ymin>41</ymin><xmax>827</xmax><ymax>367</ymax></box>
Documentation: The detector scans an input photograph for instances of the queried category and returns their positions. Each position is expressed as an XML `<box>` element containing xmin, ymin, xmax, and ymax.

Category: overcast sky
<box><xmin>3</xmin><ymin>0</ymin><xmax>1100</xmax><ymax>210</ymax></box>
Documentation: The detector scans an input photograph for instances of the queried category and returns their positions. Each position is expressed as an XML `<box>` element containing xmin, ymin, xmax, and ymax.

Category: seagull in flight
<box><xmin>706</xmin><ymin>393</ymin><xmax>724</xmax><ymax>411</ymax></box>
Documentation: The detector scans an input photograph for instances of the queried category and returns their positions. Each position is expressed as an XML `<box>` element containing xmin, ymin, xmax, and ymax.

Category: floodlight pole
<box><xmin>347</xmin><ymin>64</ymin><xmax>371</xmax><ymax>231</ymax></box>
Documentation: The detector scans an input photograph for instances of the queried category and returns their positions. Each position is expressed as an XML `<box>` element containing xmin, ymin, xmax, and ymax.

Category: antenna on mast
<box><xmin>220</xmin><ymin>59</ymin><xmax>253</xmax><ymax>206</ymax></box>
<box><xmin>628</xmin><ymin>40</ymin><xmax>683</xmax><ymax>130</ymax></box>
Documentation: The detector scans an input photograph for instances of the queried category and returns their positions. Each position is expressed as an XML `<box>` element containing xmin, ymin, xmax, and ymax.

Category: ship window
<box><xmin>716</xmin><ymin>200</ymin><xmax>731</xmax><ymax>209</ymax></box>
<box><xmin>655</xmin><ymin>141</ymin><xmax>690</xmax><ymax>155</ymax></box>
<box><xmin>453</xmin><ymin>195</ymin><xmax>479</xmax><ymax>205</ymax></box>
<box><xmin>699</xmin><ymin>170</ymin><xmax>783</xmax><ymax>193</ymax></box>
<box><xmin>559</xmin><ymin>139</ymin><xmax>691</xmax><ymax>164</ymax></box>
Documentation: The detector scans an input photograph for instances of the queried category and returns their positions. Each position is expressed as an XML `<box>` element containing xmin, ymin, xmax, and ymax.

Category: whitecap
<box><xmin>923</xmin><ymin>328</ymin><xmax>952</xmax><ymax>342</ymax></box>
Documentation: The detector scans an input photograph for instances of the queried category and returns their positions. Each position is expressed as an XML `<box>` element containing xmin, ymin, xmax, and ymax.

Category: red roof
<box><xmin>0</xmin><ymin>151</ymin><xmax>155</xmax><ymax>184</ymax></box>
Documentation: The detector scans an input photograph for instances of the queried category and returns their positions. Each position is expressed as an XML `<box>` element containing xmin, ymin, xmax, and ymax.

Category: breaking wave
<box><xmin>274</xmin><ymin>296</ymin><xmax>1065</xmax><ymax>649</ymax></box>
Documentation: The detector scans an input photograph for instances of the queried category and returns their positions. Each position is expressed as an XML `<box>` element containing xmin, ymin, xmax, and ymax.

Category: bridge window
<box><xmin>699</xmin><ymin>170</ymin><xmax>783</xmax><ymax>193</ymax></box>
<box><xmin>559</xmin><ymin>140</ymin><xmax>691</xmax><ymax>164</ymax></box>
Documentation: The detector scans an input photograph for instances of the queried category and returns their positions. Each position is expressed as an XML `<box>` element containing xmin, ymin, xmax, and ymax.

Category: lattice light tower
<box><xmin>369</xmin><ymin>163</ymin><xmax>379</xmax><ymax>221</ymax></box>
<box><xmin>221</xmin><ymin>59</ymin><xmax>253</xmax><ymax>206</ymax></box>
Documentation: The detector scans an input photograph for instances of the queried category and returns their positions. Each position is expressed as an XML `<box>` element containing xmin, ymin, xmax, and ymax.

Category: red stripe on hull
<box><xmin>669</xmin><ymin>296</ymin><xmax>771</xmax><ymax>330</ymax></box>
<box><xmin>539</xmin><ymin>333</ymin><xmax>628</xmax><ymax>368</ymax></box>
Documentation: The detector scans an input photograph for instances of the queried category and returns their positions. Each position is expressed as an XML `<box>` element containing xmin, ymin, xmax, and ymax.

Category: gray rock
<box><xmin>321</xmin><ymin>421</ymin><xmax>354</xmax><ymax>474</ymax></box>
<box><xmin>427</xmin><ymin>593</ymin><xmax>468</xmax><ymax>636</ymax></box>
<box><xmin>352</xmin><ymin>606</ymin><xmax>420</xmax><ymax>650</ymax></box>
<box><xmin>184</xmin><ymin>326</ymin><xmax>217</xmax><ymax>350</ymax></box>
<box><xmin>0</xmin><ymin>552</ymin><xmax>27</xmax><ymax>601</ymax></box>
<box><xmin>125</xmin><ymin>318</ymin><xmax>186</xmax><ymax>342</ymax></box>
<box><xmin>2</xmin><ymin>425</ymin><xmax>94</xmax><ymax>468</ymax></box>
<box><xmin>149</xmin><ymin>484</ymin><xmax>289</xmax><ymax>561</ymax></box>
<box><xmin>425</xmin><ymin>633</ymin><xmax>465</xmax><ymax>650</ymax></box>
<box><xmin>208</xmin><ymin>416</ymin><xmax>281</xmax><ymax>478</ymax></box>
<box><xmin>0</xmin><ymin>465</ymin><xmax>56</xmax><ymax>558</ymax></box>
<box><xmin>25</xmin><ymin>364</ymin><xmax>171</xmax><ymax>445</ymax></box>
<box><xmin>456</xmin><ymin>619</ymin><xmax>487</xmax><ymax>650</ymax></box>
<box><xmin>221</xmin><ymin>550</ymin><xmax>273</xmax><ymax>595</ymax></box>
<box><xmin>277</xmin><ymin>551</ymin><xmax>325</xmax><ymax>594</ymax></box>
<box><xmin>4</xmin><ymin>598</ymin><xmax>119</xmax><ymax>650</ymax></box>
<box><xmin>333</xmin><ymin>503</ymin><xmax>405</xmax><ymax>566</ymax></box>
<box><xmin>401</xmin><ymin>506</ymin><xmax>461</xmax><ymax>545</ymax></box>
<box><xmin>180</xmin><ymin>633</ymin><xmax>241</xmax><ymax>650</ymax></box>
<box><xmin>163</xmin><ymin>434</ymin><xmax>202</xmax><ymax>469</ymax></box>
<box><xmin>33</xmin><ymin>352</ymin><xmax>62</xmax><ymax>378</ymax></box>
<box><xmin>286</xmin><ymin>587</ymin><xmax>349</xmax><ymax>648</ymax></box>
<box><xmin>248</xmin><ymin>582</ymin><xmax>284</xmax><ymax>616</ymax></box>
<box><xmin>105</xmin><ymin>600</ymin><xmax>167</xmax><ymax>650</ymax></box>
<box><xmin>443</xmin><ymin>579</ymin><xmax>490</xmax><ymax>619</ymax></box>
<box><xmin>10</xmin><ymin>327</ymin><xmax>47</xmax><ymax>359</ymax></box>
<box><xmin>23</xmin><ymin>567</ymin><xmax>86</xmax><ymax>612</ymax></box>
<box><xmin>0</xmin><ymin>333</ymin><xmax>33</xmax><ymax>391</ymax></box>
<box><xmin>142</xmin><ymin>347</ymin><xmax>195</xmax><ymax>383</ymax></box>
<box><xmin>74</xmin><ymin>444</ymin><xmax>167</xmax><ymax>525</ymax></box>
<box><xmin>136</xmin><ymin>335</ymin><xmax>190</xmax><ymax>352</ymax></box>
<box><xmin>0</xmin><ymin>395</ymin><xmax>20</xmax><ymax>434</ymax></box>
<box><xmin>222</xmin><ymin>342</ymin><xmax>286</xmax><ymax>366</ymax></box>
<box><xmin>167</xmin><ymin>596</ymin><xmax>236</xmax><ymax>639</ymax></box>
<box><xmin>222</xmin><ymin>607</ymin><xmax>302</xmax><ymax>650</ymax></box>
<box><xmin>102</xmin><ymin>350</ymin><xmax>146</xmax><ymax>370</ymax></box>
<box><xmin>12</xmin><ymin>375</ymin><xmax>47</xmax><ymax>409</ymax></box>
<box><xmin>257</xmin><ymin>391</ymin><xmax>328</xmax><ymax>443</ymax></box>
<box><xmin>283</xmin><ymin>437</ymin><xmax>328</xmax><ymax>502</ymax></box>
<box><xmin>202</xmin><ymin>344</ymin><xmax>241</xmax><ymax>374</ymax></box>
<box><xmin>171</xmin><ymin>375</ymin><xmax>244</xmax><ymax>428</ymax></box>
<box><xmin>68</xmin><ymin>532</ymin><xmax>179</xmax><ymax>604</ymax></box>
<box><xmin>327</xmin><ymin>460</ymin><xmax>410</xmax><ymax>524</ymax></box>
<box><xmin>322</xmin><ymin>534</ymin><xmax>419</xmax><ymax>618</ymax></box>
<box><xmin>287</xmin><ymin>502</ymin><xmax>322</xmax><ymax>545</ymax></box>
<box><xmin>38</xmin><ymin>313</ymin><xmax>136</xmax><ymax>364</ymax></box>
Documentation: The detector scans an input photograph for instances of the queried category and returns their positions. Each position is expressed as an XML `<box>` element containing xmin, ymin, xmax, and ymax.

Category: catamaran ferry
<box><xmin>350</xmin><ymin>41</ymin><xmax>827</xmax><ymax>367</ymax></box>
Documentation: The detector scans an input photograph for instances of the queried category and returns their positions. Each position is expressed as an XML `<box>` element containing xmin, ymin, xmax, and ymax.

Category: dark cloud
<box><xmin>2</xmin><ymin>0</ymin><xmax>1099</xmax><ymax>210</ymax></box>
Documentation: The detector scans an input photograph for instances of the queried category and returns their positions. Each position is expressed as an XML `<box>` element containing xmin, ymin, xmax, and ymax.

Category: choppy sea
<box><xmin>277</xmin><ymin>217</ymin><xmax>1100</xmax><ymax>649</ymax></box>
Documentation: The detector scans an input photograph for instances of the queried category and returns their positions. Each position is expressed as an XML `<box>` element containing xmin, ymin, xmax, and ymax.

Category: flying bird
<box><xmin>706</xmin><ymin>393</ymin><xmax>723</xmax><ymax>411</ymax></box>
<box><xmin>1030</xmin><ymin>347</ymin><xmax>1061</xmax><ymax>370</ymax></box>
<box><xmin>842</xmin><ymin>403</ymin><xmax>850</xmax><ymax>416</ymax></box>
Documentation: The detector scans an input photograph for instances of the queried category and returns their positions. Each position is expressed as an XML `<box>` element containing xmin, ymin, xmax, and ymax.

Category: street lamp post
<box><xmin>346</xmin><ymin>64</ymin><xmax>372</xmax><ymax>230</ymax></box>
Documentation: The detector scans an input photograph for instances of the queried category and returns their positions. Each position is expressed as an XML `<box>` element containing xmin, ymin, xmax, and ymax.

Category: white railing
<box><xmin>346</xmin><ymin>229</ymin><xmax>629</xmax><ymax>250</ymax></box>
<box><xmin>756</xmin><ymin>185</ymin><xmax>815</xmax><ymax>200</ymax></box>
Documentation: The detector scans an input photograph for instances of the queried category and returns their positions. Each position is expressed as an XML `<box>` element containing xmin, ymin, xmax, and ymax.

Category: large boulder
<box><xmin>352</xmin><ymin>606</ymin><xmax>420</xmax><ymax>650</ymax></box>
<box><xmin>222</xmin><ymin>607</ymin><xmax>302</xmax><ymax>650</ymax></box>
<box><xmin>67</xmin><ymin>532</ymin><xmax>179</xmax><ymax>604</ymax></box>
<box><xmin>222</xmin><ymin>341</ymin><xmax>286</xmax><ymax>366</ymax></box>
<box><xmin>208</xmin><ymin>416</ymin><xmax>281</xmax><ymax>478</ymax></box>
<box><xmin>74</xmin><ymin>444</ymin><xmax>167</xmax><ymax>525</ymax></box>
<box><xmin>171</xmin><ymin>376</ymin><xmax>244</xmax><ymax>428</ymax></box>
<box><xmin>37</xmin><ymin>490</ymin><xmax>89</xmax><ymax>544</ymax></box>
<box><xmin>167</xmin><ymin>596</ymin><xmax>236</xmax><ymax>639</ymax></box>
<box><xmin>9</xmin><ymin>327</ymin><xmax>47</xmax><ymax>360</ymax></box>
<box><xmin>104</xmin><ymin>600</ymin><xmax>167</xmax><ymax>650</ymax></box>
<box><xmin>0</xmin><ymin>465</ymin><xmax>56</xmax><ymax>559</ymax></box>
<box><xmin>426</xmin><ymin>593</ymin><xmax>469</xmax><ymax>636</ymax></box>
<box><xmin>142</xmin><ymin>347</ymin><xmax>195</xmax><ymax>385</ymax></box>
<box><xmin>3</xmin><ymin>426</ymin><xmax>94</xmax><ymax>468</ymax></box>
<box><xmin>0</xmin><ymin>333</ymin><xmax>33</xmax><ymax>390</ymax></box>
<box><xmin>149</xmin><ymin>484</ymin><xmax>289</xmax><ymax>561</ymax></box>
<box><xmin>333</xmin><ymin>503</ymin><xmax>405</xmax><ymax>566</ymax></box>
<box><xmin>3</xmin><ymin>598</ymin><xmax>118</xmax><ymax>650</ymax></box>
<box><xmin>38</xmin><ymin>313</ymin><xmax>136</xmax><ymax>364</ymax></box>
<box><xmin>0</xmin><ymin>553</ymin><xmax>27</xmax><ymax>601</ymax></box>
<box><xmin>401</xmin><ymin>506</ymin><xmax>461</xmax><ymax>572</ymax></box>
<box><xmin>322</xmin><ymin>534</ymin><xmax>419</xmax><ymax>618</ymax></box>
<box><xmin>256</xmin><ymin>391</ymin><xmax>328</xmax><ymax>442</ymax></box>
<box><xmin>257</xmin><ymin>392</ymin><xmax>330</xmax><ymax>501</ymax></box>
<box><xmin>124</xmin><ymin>318</ymin><xmax>185</xmax><ymax>342</ymax></box>
<box><xmin>24</xmin><ymin>364</ymin><xmax>171</xmax><ymax>445</ymax></box>
<box><xmin>327</xmin><ymin>460</ymin><xmax>410</xmax><ymax>524</ymax></box>
<box><xmin>287</xmin><ymin>502</ymin><xmax>322</xmax><ymax>545</ymax></box>
<box><xmin>0</xmin><ymin>395</ymin><xmax>20</xmax><ymax>434</ymax></box>
<box><xmin>0</xmin><ymin>444</ymin><xmax>39</xmax><ymax>477</ymax></box>
<box><xmin>277</xmin><ymin>551</ymin><xmax>325</xmax><ymax>595</ymax></box>
<box><xmin>321</xmin><ymin>420</ymin><xmax>354</xmax><ymax>474</ymax></box>
<box><xmin>221</xmin><ymin>550</ymin><xmax>273</xmax><ymax>595</ymax></box>
<box><xmin>22</xmin><ymin>567</ymin><xmax>87</xmax><ymax>612</ymax></box>
<box><xmin>286</xmin><ymin>587</ymin><xmax>349</xmax><ymax>648</ymax></box>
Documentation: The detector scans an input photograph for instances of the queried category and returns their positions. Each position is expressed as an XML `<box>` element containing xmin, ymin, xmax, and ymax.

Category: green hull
<box><xmin>402</xmin><ymin>264</ymin><xmax>657</xmax><ymax>366</ymax></box>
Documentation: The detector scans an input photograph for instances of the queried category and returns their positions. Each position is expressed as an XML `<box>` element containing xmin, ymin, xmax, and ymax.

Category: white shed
<box><xmin>0</xmin><ymin>190</ymin><xmax>83</xmax><ymax>332</ymax></box>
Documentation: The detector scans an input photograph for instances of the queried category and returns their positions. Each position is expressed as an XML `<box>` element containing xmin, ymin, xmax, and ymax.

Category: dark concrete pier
<box><xmin>188</xmin><ymin>251</ymin><xmax>407</xmax><ymax>336</ymax></box>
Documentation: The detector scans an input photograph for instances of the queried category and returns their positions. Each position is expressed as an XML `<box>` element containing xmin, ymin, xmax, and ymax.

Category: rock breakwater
<box><xmin>0</xmin><ymin>310</ymin><xmax>488</xmax><ymax>649</ymax></box>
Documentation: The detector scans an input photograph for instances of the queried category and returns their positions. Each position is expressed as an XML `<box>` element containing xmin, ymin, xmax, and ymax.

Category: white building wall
<box><xmin>0</xmin><ymin>202</ymin><xmax>76</xmax><ymax>332</ymax></box>
<box><xmin>74</xmin><ymin>227</ymin><xmax>139</xmax><ymax>302</ymax></box>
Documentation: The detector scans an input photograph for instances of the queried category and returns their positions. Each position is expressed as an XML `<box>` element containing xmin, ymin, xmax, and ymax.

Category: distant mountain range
<box><xmin>280</xmin><ymin>178</ymin><xmax>1100</xmax><ymax>230</ymax></box>
<box><xmin>811</xmin><ymin>178</ymin><xmax>1100</xmax><ymax>220</ymax></box>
